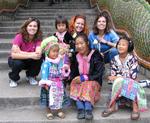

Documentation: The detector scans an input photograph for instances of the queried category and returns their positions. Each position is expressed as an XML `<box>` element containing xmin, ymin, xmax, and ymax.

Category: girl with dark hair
<box><xmin>8</xmin><ymin>17</ymin><xmax>43</xmax><ymax>87</ymax></box>
<box><xmin>53</xmin><ymin>15</ymin><xmax>74</xmax><ymax>55</ymax></box>
<box><xmin>39</xmin><ymin>36</ymin><xmax>70</xmax><ymax>120</ymax></box>
<box><xmin>88</xmin><ymin>11</ymin><xmax>119</xmax><ymax>63</ymax></box>
<box><xmin>101</xmin><ymin>35</ymin><xmax>147</xmax><ymax>120</ymax></box>
<box><xmin>70</xmin><ymin>33</ymin><xmax>104</xmax><ymax>120</ymax></box>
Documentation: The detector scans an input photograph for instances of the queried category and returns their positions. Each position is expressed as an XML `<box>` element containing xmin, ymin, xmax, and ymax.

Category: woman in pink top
<box><xmin>8</xmin><ymin>17</ymin><xmax>43</xmax><ymax>87</ymax></box>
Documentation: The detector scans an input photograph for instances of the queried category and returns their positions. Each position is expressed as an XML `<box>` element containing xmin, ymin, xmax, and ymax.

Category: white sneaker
<box><xmin>26</xmin><ymin>76</ymin><xmax>38</xmax><ymax>85</ymax></box>
<box><xmin>9</xmin><ymin>79</ymin><xmax>18</xmax><ymax>88</ymax></box>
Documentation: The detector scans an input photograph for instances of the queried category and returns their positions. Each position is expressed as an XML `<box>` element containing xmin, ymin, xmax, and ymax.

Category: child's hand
<box><xmin>108</xmin><ymin>76</ymin><xmax>118</xmax><ymax>81</ymax></box>
<box><xmin>45</xmin><ymin>85</ymin><xmax>49</xmax><ymax>90</ymax></box>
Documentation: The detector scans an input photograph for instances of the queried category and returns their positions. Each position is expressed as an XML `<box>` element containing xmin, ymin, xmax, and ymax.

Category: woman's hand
<box><xmin>35</xmin><ymin>46</ymin><xmax>42</xmax><ymax>54</ymax></box>
<box><xmin>99</xmin><ymin>37</ymin><xmax>107</xmax><ymax>44</ymax></box>
<box><xmin>30</xmin><ymin>52</ymin><xmax>41</xmax><ymax>60</ymax></box>
<box><xmin>73</xmin><ymin>76</ymin><xmax>80</xmax><ymax>83</ymax></box>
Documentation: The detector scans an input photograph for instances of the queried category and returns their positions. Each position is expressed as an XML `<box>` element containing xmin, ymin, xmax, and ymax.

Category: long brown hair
<box><xmin>18</xmin><ymin>17</ymin><xmax>42</xmax><ymax>42</ymax></box>
<box><xmin>69</xmin><ymin>15</ymin><xmax>89</xmax><ymax>35</ymax></box>
<box><xmin>93</xmin><ymin>11</ymin><xmax>112</xmax><ymax>35</ymax></box>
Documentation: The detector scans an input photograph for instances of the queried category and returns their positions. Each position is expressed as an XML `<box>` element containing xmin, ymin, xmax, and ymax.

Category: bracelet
<box><xmin>80</xmin><ymin>75</ymin><xmax>85</xmax><ymax>82</ymax></box>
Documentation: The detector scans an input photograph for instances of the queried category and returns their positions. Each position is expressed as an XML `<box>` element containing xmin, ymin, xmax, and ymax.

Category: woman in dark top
<box><xmin>69</xmin><ymin>33</ymin><xmax>105</xmax><ymax>120</ymax></box>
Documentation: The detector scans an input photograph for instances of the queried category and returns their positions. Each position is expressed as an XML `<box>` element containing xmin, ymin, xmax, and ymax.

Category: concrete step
<box><xmin>0</xmin><ymin>106</ymin><xmax>150</xmax><ymax>123</ymax></box>
<box><xmin>0</xmin><ymin>20</ymin><xmax>54</xmax><ymax>27</ymax></box>
<box><xmin>30</xmin><ymin>3</ymin><xmax>90</xmax><ymax>9</ymax></box>
<box><xmin>0</xmin><ymin>70</ymin><xmax>149</xmax><ymax>108</ymax></box>
<box><xmin>0</xmin><ymin>32</ymin><xmax>52</xmax><ymax>39</ymax></box>
<box><xmin>15</xmin><ymin>14</ymin><xmax>96</xmax><ymax>20</ymax></box>
<box><xmin>0</xmin><ymin>50</ymin><xmax>10</xmax><ymax>58</ymax></box>
<box><xmin>0</xmin><ymin>69</ymin><xmax>107</xmax><ymax>108</ymax></box>
<box><xmin>0</xmin><ymin>19</ymin><xmax>95</xmax><ymax>27</ymax></box>
<box><xmin>0</xmin><ymin>26</ymin><xmax>56</xmax><ymax>32</ymax></box>
<box><xmin>31</xmin><ymin>1</ymin><xmax>89</xmax><ymax>4</ymax></box>
<box><xmin>18</xmin><ymin>8</ymin><xmax>95</xmax><ymax>13</ymax></box>
<box><xmin>0</xmin><ymin>39</ymin><xmax>12</xmax><ymax>49</ymax></box>
<box><xmin>16</xmin><ymin>11</ymin><xmax>95</xmax><ymax>16</ymax></box>
<box><xmin>0</xmin><ymin>21</ymin><xmax>94</xmax><ymax>32</ymax></box>
<box><xmin>0</xmin><ymin>59</ymin><xmax>9</xmax><ymax>70</ymax></box>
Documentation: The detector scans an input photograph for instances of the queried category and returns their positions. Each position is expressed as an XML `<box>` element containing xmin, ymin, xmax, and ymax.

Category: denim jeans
<box><xmin>8</xmin><ymin>57</ymin><xmax>43</xmax><ymax>81</ymax></box>
<box><xmin>76</xmin><ymin>100</ymin><xmax>93</xmax><ymax>111</ymax></box>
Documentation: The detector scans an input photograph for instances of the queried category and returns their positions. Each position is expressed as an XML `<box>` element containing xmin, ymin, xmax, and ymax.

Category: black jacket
<box><xmin>54</xmin><ymin>31</ymin><xmax>75</xmax><ymax>52</ymax></box>
<box><xmin>70</xmin><ymin>50</ymin><xmax>105</xmax><ymax>86</ymax></box>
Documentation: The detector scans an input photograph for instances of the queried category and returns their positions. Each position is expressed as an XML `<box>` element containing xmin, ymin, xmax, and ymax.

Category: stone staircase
<box><xmin>0</xmin><ymin>0</ymin><xmax>150</xmax><ymax>122</ymax></box>
<box><xmin>0</xmin><ymin>0</ymin><xmax>95</xmax><ymax>38</ymax></box>
<box><xmin>0</xmin><ymin>0</ymin><xmax>97</xmax><ymax>70</ymax></box>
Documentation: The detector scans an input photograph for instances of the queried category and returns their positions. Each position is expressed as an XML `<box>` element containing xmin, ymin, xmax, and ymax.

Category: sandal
<box><xmin>57</xmin><ymin>111</ymin><xmax>65</xmax><ymax>119</ymax></box>
<box><xmin>101</xmin><ymin>108</ymin><xmax>116</xmax><ymax>117</ymax></box>
<box><xmin>46</xmin><ymin>113</ymin><xmax>54</xmax><ymax>120</ymax></box>
<box><xmin>131</xmin><ymin>112</ymin><xmax>140</xmax><ymax>120</ymax></box>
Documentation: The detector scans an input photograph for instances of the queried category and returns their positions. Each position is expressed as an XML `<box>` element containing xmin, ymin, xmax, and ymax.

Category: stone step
<box><xmin>0</xmin><ymin>22</ymin><xmax>94</xmax><ymax>32</ymax></box>
<box><xmin>31</xmin><ymin>2</ymin><xmax>89</xmax><ymax>5</ymax></box>
<box><xmin>15</xmin><ymin>14</ymin><xmax>95</xmax><ymax>20</ymax></box>
<box><xmin>0</xmin><ymin>106</ymin><xmax>150</xmax><ymax>123</ymax></box>
<box><xmin>0</xmin><ymin>20</ymin><xmax>94</xmax><ymax>27</ymax></box>
<box><xmin>31</xmin><ymin>1</ymin><xmax>89</xmax><ymax>4</ymax></box>
<box><xmin>0</xmin><ymin>20</ymin><xmax>95</xmax><ymax>28</ymax></box>
<box><xmin>30</xmin><ymin>4</ymin><xmax>90</xmax><ymax>9</ymax></box>
<box><xmin>0</xmin><ymin>59</ymin><xmax>9</xmax><ymax>70</ymax></box>
<box><xmin>0</xmin><ymin>39</ymin><xmax>12</xmax><ymax>49</ymax></box>
<box><xmin>0</xmin><ymin>21</ymin><xmax>54</xmax><ymax>27</ymax></box>
<box><xmin>31</xmin><ymin>1</ymin><xmax>88</xmax><ymax>4</ymax></box>
<box><xmin>16</xmin><ymin>11</ymin><xmax>95</xmax><ymax>16</ymax></box>
<box><xmin>18</xmin><ymin>8</ymin><xmax>95</xmax><ymax>13</ymax></box>
<box><xmin>0</xmin><ymin>70</ymin><xmax>149</xmax><ymax>108</ymax></box>
<box><xmin>0</xmin><ymin>50</ymin><xmax>10</xmax><ymax>59</ymax></box>
<box><xmin>0</xmin><ymin>69</ymin><xmax>108</xmax><ymax>108</ymax></box>
<box><xmin>0</xmin><ymin>26</ymin><xmax>57</xmax><ymax>32</ymax></box>
<box><xmin>0</xmin><ymin>32</ymin><xmax>52</xmax><ymax>39</ymax></box>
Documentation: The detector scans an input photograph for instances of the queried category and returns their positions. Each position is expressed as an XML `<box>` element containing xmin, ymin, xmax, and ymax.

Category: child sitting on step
<box><xmin>39</xmin><ymin>36</ymin><xmax>70</xmax><ymax>120</ymax></box>
<box><xmin>101</xmin><ymin>35</ymin><xmax>147</xmax><ymax>120</ymax></box>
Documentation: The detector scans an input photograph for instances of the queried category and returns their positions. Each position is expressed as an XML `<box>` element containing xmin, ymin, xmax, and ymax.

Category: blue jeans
<box><xmin>76</xmin><ymin>100</ymin><xmax>93</xmax><ymax>111</ymax></box>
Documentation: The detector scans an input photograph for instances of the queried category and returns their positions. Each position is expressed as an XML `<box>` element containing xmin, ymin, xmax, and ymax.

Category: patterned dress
<box><xmin>70</xmin><ymin>50</ymin><xmax>104</xmax><ymax>105</ymax></box>
<box><xmin>109</xmin><ymin>54</ymin><xmax>147</xmax><ymax>111</ymax></box>
<box><xmin>39</xmin><ymin>56</ymin><xmax>65</xmax><ymax>110</ymax></box>
<box><xmin>111</xmin><ymin>54</ymin><xmax>138</xmax><ymax>80</ymax></box>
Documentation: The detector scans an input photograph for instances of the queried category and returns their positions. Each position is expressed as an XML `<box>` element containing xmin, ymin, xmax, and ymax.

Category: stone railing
<box><xmin>90</xmin><ymin>0</ymin><xmax>150</xmax><ymax>70</ymax></box>
<box><xmin>0</xmin><ymin>0</ymin><xmax>30</xmax><ymax>21</ymax></box>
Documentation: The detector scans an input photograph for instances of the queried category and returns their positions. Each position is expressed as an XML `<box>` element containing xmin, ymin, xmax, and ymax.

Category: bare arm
<box><xmin>99</xmin><ymin>38</ymin><xmax>116</xmax><ymax>47</ymax></box>
<box><xmin>108</xmin><ymin>75</ymin><xmax>120</xmax><ymax>81</ymax></box>
<box><xmin>11</xmin><ymin>45</ymin><xmax>42</xmax><ymax>60</ymax></box>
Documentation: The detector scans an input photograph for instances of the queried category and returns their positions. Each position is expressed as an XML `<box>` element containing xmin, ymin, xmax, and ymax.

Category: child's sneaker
<box><xmin>9</xmin><ymin>79</ymin><xmax>18</xmax><ymax>88</ymax></box>
<box><xmin>26</xmin><ymin>76</ymin><xmax>38</xmax><ymax>85</ymax></box>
